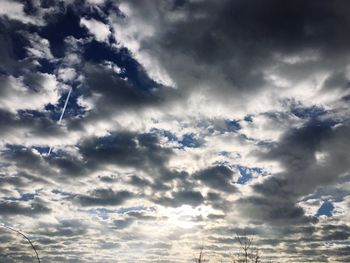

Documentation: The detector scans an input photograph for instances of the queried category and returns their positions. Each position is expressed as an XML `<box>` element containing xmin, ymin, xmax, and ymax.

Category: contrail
<box><xmin>0</xmin><ymin>224</ymin><xmax>41</xmax><ymax>263</ymax></box>
<box><xmin>47</xmin><ymin>87</ymin><xmax>72</xmax><ymax>156</ymax></box>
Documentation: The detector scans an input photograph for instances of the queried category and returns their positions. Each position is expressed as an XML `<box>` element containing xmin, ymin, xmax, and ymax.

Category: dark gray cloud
<box><xmin>0</xmin><ymin>200</ymin><xmax>50</xmax><ymax>216</ymax></box>
<box><xmin>0</xmin><ymin>109</ymin><xmax>62</xmax><ymax>138</ymax></box>
<box><xmin>128</xmin><ymin>175</ymin><xmax>153</xmax><ymax>187</ymax></box>
<box><xmin>234</xmin><ymin>121</ymin><xmax>350</xmax><ymax>254</ymax></box>
<box><xmin>155</xmin><ymin>189</ymin><xmax>204</xmax><ymax>207</ymax></box>
<box><xmin>238</xmin><ymin>196</ymin><xmax>314</xmax><ymax>225</ymax></box>
<box><xmin>82</xmin><ymin>63</ymin><xmax>161</xmax><ymax>111</ymax></box>
<box><xmin>114</xmin><ymin>0</ymin><xmax>350</xmax><ymax>102</ymax></box>
<box><xmin>75</xmin><ymin>188</ymin><xmax>132</xmax><ymax>207</ymax></box>
<box><xmin>2</xmin><ymin>130</ymin><xmax>175</xmax><ymax>184</ymax></box>
<box><xmin>126</xmin><ymin>211</ymin><xmax>157</xmax><ymax>221</ymax></box>
<box><xmin>194</xmin><ymin>165</ymin><xmax>237</xmax><ymax>193</ymax></box>
<box><xmin>37</xmin><ymin>219</ymin><xmax>88</xmax><ymax>238</ymax></box>
<box><xmin>1</xmin><ymin>145</ymin><xmax>88</xmax><ymax>184</ymax></box>
<box><xmin>239</xmin><ymin>121</ymin><xmax>350</xmax><ymax>217</ymax></box>
<box><xmin>268</xmin><ymin>120</ymin><xmax>350</xmax><ymax>194</ymax></box>
<box><xmin>78</xmin><ymin>132</ymin><xmax>172</xmax><ymax>171</ymax></box>
<box><xmin>0</xmin><ymin>18</ymin><xmax>32</xmax><ymax>74</ymax></box>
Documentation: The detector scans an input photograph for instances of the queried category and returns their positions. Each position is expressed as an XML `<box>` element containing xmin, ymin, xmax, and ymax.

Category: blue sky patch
<box><xmin>244</xmin><ymin>115</ymin><xmax>253</xmax><ymax>122</ymax></box>
<box><xmin>5</xmin><ymin>193</ymin><xmax>35</xmax><ymax>202</ymax></box>
<box><xmin>84</xmin><ymin>40</ymin><xmax>158</xmax><ymax>91</ymax></box>
<box><xmin>291</xmin><ymin>105</ymin><xmax>327</xmax><ymax>119</ymax></box>
<box><xmin>225</xmin><ymin>119</ymin><xmax>241</xmax><ymax>132</ymax></box>
<box><xmin>316</xmin><ymin>201</ymin><xmax>334</xmax><ymax>217</ymax></box>
<box><xmin>52</xmin><ymin>189</ymin><xmax>72</xmax><ymax>197</ymax></box>
<box><xmin>236</xmin><ymin>165</ymin><xmax>266</xmax><ymax>184</ymax></box>
<box><xmin>179</xmin><ymin>133</ymin><xmax>201</xmax><ymax>148</ymax></box>
<box><xmin>46</xmin><ymin>88</ymin><xmax>86</xmax><ymax>122</ymax></box>
<box><xmin>39</xmin><ymin>7</ymin><xmax>88</xmax><ymax>57</ymax></box>
<box><xmin>151</xmin><ymin>128</ymin><xmax>178</xmax><ymax>142</ymax></box>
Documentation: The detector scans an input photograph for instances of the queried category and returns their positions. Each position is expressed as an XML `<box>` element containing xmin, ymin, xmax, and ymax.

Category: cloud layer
<box><xmin>0</xmin><ymin>0</ymin><xmax>349</xmax><ymax>262</ymax></box>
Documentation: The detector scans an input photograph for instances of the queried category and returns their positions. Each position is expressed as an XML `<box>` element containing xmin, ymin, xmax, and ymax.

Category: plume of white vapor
<box><xmin>0</xmin><ymin>224</ymin><xmax>41</xmax><ymax>263</ymax></box>
<box><xmin>47</xmin><ymin>87</ymin><xmax>72</xmax><ymax>156</ymax></box>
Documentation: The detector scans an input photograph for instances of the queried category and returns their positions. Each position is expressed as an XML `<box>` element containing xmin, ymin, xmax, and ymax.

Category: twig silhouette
<box><xmin>1</xmin><ymin>224</ymin><xmax>41</xmax><ymax>263</ymax></box>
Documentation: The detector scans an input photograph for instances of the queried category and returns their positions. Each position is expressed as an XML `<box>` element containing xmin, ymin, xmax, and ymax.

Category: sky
<box><xmin>0</xmin><ymin>0</ymin><xmax>350</xmax><ymax>262</ymax></box>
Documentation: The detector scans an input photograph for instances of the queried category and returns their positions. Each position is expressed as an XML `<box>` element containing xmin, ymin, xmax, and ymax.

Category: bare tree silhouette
<box><xmin>232</xmin><ymin>235</ymin><xmax>261</xmax><ymax>263</ymax></box>
<box><xmin>0</xmin><ymin>224</ymin><xmax>41</xmax><ymax>263</ymax></box>
<box><xmin>194</xmin><ymin>246</ymin><xmax>205</xmax><ymax>263</ymax></box>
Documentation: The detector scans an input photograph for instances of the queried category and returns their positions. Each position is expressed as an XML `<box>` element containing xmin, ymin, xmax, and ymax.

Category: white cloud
<box><xmin>0</xmin><ymin>0</ymin><xmax>38</xmax><ymax>24</ymax></box>
<box><xmin>0</xmin><ymin>74</ymin><xmax>60</xmax><ymax>113</ymax></box>
<box><xmin>57</xmin><ymin>67</ymin><xmax>77</xmax><ymax>82</ymax></box>
<box><xmin>86</xmin><ymin>0</ymin><xmax>106</xmax><ymax>4</ymax></box>
<box><xmin>80</xmin><ymin>18</ymin><xmax>111</xmax><ymax>42</ymax></box>
<box><xmin>25</xmin><ymin>33</ymin><xmax>54</xmax><ymax>60</ymax></box>
<box><xmin>240</xmin><ymin>113</ymin><xmax>302</xmax><ymax>142</ymax></box>
<box><xmin>110</xmin><ymin>5</ymin><xmax>176</xmax><ymax>87</ymax></box>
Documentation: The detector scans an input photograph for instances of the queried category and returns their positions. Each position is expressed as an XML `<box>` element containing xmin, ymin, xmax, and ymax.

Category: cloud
<box><xmin>78</xmin><ymin>132</ymin><xmax>172</xmax><ymax>172</ymax></box>
<box><xmin>155</xmin><ymin>190</ymin><xmax>204</xmax><ymax>207</ymax></box>
<box><xmin>237</xmin><ymin>121</ymin><xmax>350</xmax><ymax>227</ymax></box>
<box><xmin>81</xmin><ymin>63</ymin><xmax>162</xmax><ymax>114</ymax></box>
<box><xmin>0</xmin><ymin>0</ymin><xmax>37</xmax><ymax>24</ymax></box>
<box><xmin>0</xmin><ymin>74</ymin><xmax>60</xmax><ymax>113</ymax></box>
<box><xmin>0</xmin><ymin>0</ymin><xmax>349</xmax><ymax>262</ymax></box>
<box><xmin>111</xmin><ymin>0</ymin><xmax>350</xmax><ymax>104</ymax></box>
<box><xmin>194</xmin><ymin>165</ymin><xmax>238</xmax><ymax>193</ymax></box>
<box><xmin>25</xmin><ymin>32</ymin><xmax>54</xmax><ymax>60</ymax></box>
<box><xmin>76</xmin><ymin>189</ymin><xmax>133</xmax><ymax>207</ymax></box>
<box><xmin>0</xmin><ymin>200</ymin><xmax>50</xmax><ymax>216</ymax></box>
<box><xmin>80</xmin><ymin>17</ymin><xmax>110</xmax><ymax>42</ymax></box>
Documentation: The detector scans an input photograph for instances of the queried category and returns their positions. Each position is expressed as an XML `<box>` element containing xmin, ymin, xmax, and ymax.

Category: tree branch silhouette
<box><xmin>1</xmin><ymin>224</ymin><xmax>41</xmax><ymax>263</ymax></box>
